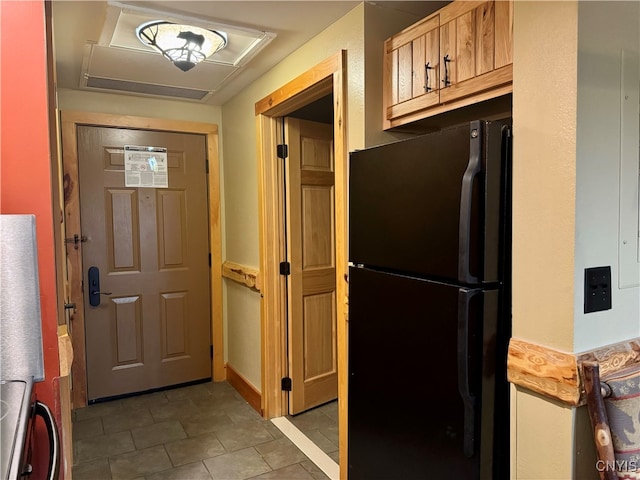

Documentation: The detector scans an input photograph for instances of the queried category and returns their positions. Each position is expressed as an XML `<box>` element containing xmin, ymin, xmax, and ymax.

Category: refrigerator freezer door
<box><xmin>347</xmin><ymin>267</ymin><xmax>500</xmax><ymax>479</ymax></box>
<box><xmin>349</xmin><ymin>120</ymin><xmax>507</xmax><ymax>284</ymax></box>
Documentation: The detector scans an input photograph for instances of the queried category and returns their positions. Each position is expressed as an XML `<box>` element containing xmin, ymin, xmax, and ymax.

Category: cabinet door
<box><xmin>384</xmin><ymin>15</ymin><xmax>440</xmax><ymax>123</ymax></box>
<box><xmin>411</xmin><ymin>26</ymin><xmax>440</xmax><ymax>99</ymax></box>
<box><xmin>382</xmin><ymin>0</ymin><xmax>513</xmax><ymax>130</ymax></box>
<box><xmin>439</xmin><ymin>1</ymin><xmax>512</xmax><ymax>104</ymax></box>
<box><xmin>494</xmin><ymin>0</ymin><xmax>513</xmax><ymax>68</ymax></box>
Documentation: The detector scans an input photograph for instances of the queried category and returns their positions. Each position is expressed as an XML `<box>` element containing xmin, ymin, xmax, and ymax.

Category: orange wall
<box><xmin>0</xmin><ymin>1</ymin><xmax>62</xmax><ymax>477</ymax></box>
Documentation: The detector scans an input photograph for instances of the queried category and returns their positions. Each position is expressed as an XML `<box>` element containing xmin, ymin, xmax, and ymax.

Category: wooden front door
<box><xmin>286</xmin><ymin>118</ymin><xmax>338</xmax><ymax>414</ymax></box>
<box><xmin>78</xmin><ymin>126</ymin><xmax>211</xmax><ymax>401</ymax></box>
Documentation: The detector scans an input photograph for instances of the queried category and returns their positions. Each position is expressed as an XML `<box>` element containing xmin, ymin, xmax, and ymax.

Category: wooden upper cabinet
<box><xmin>439</xmin><ymin>1</ymin><xmax>512</xmax><ymax>104</ymax></box>
<box><xmin>383</xmin><ymin>0</ymin><xmax>513</xmax><ymax>130</ymax></box>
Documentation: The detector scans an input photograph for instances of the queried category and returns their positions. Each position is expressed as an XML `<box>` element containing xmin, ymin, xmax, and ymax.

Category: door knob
<box><xmin>88</xmin><ymin>266</ymin><xmax>110</xmax><ymax>307</ymax></box>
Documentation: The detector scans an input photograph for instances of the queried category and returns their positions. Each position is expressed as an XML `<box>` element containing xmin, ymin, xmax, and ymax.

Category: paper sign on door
<box><xmin>124</xmin><ymin>145</ymin><xmax>168</xmax><ymax>188</ymax></box>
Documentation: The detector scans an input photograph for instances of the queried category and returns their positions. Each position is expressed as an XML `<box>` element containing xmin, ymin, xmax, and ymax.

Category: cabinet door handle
<box><xmin>425</xmin><ymin>62</ymin><xmax>433</xmax><ymax>92</ymax></box>
<box><xmin>442</xmin><ymin>54</ymin><xmax>451</xmax><ymax>87</ymax></box>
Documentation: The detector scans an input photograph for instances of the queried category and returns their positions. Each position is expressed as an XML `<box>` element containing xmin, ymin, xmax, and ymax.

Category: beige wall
<box><xmin>57</xmin><ymin>88</ymin><xmax>222</xmax><ymax>124</ymax></box>
<box><xmin>512</xmin><ymin>2</ymin><xmax>578</xmax><ymax>478</ymax></box>
<box><xmin>515</xmin><ymin>390</ymin><xmax>575</xmax><ymax>479</ymax></box>
<box><xmin>512</xmin><ymin>2</ymin><xmax>640</xmax><ymax>478</ymax></box>
<box><xmin>512</xmin><ymin>1</ymin><xmax>578</xmax><ymax>351</ymax></box>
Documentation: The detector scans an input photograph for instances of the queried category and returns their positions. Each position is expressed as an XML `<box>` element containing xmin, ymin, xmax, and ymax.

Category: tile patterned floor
<box><xmin>286</xmin><ymin>402</ymin><xmax>339</xmax><ymax>464</ymax></box>
<box><xmin>72</xmin><ymin>381</ymin><xmax>335</xmax><ymax>480</ymax></box>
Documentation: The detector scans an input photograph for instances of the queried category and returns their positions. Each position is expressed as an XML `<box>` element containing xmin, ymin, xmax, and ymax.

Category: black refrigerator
<box><xmin>348</xmin><ymin>119</ymin><xmax>512</xmax><ymax>479</ymax></box>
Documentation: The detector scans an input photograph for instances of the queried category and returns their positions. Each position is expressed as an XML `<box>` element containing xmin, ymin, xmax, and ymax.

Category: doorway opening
<box><xmin>255</xmin><ymin>51</ymin><xmax>349</xmax><ymax>476</ymax></box>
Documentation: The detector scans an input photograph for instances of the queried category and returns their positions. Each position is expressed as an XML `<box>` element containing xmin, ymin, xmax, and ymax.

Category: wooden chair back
<box><xmin>583</xmin><ymin>361</ymin><xmax>640</xmax><ymax>480</ymax></box>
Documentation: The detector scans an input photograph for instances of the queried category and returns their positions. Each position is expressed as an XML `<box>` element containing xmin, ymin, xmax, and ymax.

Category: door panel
<box><xmin>411</xmin><ymin>34</ymin><xmax>426</xmax><ymax>99</ymax></box>
<box><xmin>494</xmin><ymin>0</ymin><xmax>513</xmax><ymax>68</ymax></box>
<box><xmin>425</xmin><ymin>27</ymin><xmax>440</xmax><ymax>94</ymax></box>
<box><xmin>107</xmin><ymin>189</ymin><xmax>139</xmax><ymax>271</ymax></box>
<box><xmin>157</xmin><ymin>190</ymin><xmax>187</xmax><ymax>267</ymax></box>
<box><xmin>303</xmin><ymin>292</ymin><xmax>335</xmax><ymax>378</ymax></box>
<box><xmin>161</xmin><ymin>292</ymin><xmax>188</xmax><ymax>358</ymax></box>
<box><xmin>475</xmin><ymin>1</ymin><xmax>495</xmax><ymax>76</ymax></box>
<box><xmin>302</xmin><ymin>186</ymin><xmax>334</xmax><ymax>268</ymax></box>
<box><xmin>397</xmin><ymin>43</ymin><xmax>413</xmax><ymax>103</ymax></box>
<box><xmin>455</xmin><ymin>11</ymin><xmax>475</xmax><ymax>83</ymax></box>
<box><xmin>440</xmin><ymin>19</ymin><xmax>457</xmax><ymax>88</ymax></box>
<box><xmin>113</xmin><ymin>296</ymin><xmax>142</xmax><ymax>366</ymax></box>
<box><xmin>78</xmin><ymin>126</ymin><xmax>211</xmax><ymax>400</ymax></box>
<box><xmin>287</xmin><ymin>118</ymin><xmax>337</xmax><ymax>414</ymax></box>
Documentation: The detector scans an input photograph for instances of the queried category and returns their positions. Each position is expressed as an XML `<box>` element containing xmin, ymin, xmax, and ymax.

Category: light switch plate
<box><xmin>584</xmin><ymin>266</ymin><xmax>612</xmax><ymax>313</ymax></box>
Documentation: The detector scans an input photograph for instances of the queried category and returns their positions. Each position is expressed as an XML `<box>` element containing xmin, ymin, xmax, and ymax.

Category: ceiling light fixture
<box><xmin>136</xmin><ymin>21</ymin><xmax>227</xmax><ymax>72</ymax></box>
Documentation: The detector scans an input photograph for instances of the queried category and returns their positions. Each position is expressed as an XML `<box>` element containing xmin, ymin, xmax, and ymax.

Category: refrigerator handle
<box><xmin>457</xmin><ymin>288</ymin><xmax>479</xmax><ymax>458</ymax></box>
<box><xmin>458</xmin><ymin>121</ymin><xmax>483</xmax><ymax>284</ymax></box>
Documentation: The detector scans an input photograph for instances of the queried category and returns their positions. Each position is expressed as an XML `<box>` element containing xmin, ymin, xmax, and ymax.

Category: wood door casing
<box><xmin>78</xmin><ymin>126</ymin><xmax>211</xmax><ymax>400</ymax></box>
<box><xmin>255</xmin><ymin>51</ymin><xmax>348</xmax><ymax>477</ymax></box>
<box><xmin>286</xmin><ymin>118</ymin><xmax>338</xmax><ymax>414</ymax></box>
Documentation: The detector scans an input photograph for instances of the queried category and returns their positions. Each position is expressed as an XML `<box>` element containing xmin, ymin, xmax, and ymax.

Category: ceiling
<box><xmin>51</xmin><ymin>1</ymin><xmax>445</xmax><ymax>106</ymax></box>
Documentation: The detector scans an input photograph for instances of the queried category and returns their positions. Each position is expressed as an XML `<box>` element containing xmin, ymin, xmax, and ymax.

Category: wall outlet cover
<box><xmin>584</xmin><ymin>266</ymin><xmax>612</xmax><ymax>314</ymax></box>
